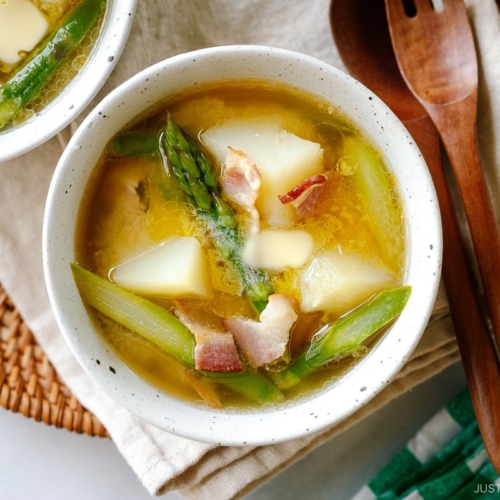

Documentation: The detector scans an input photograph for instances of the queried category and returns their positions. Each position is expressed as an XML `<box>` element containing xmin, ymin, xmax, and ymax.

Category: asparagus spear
<box><xmin>71</xmin><ymin>263</ymin><xmax>283</xmax><ymax>403</ymax></box>
<box><xmin>109</xmin><ymin>129</ymin><xmax>160</xmax><ymax>157</ymax></box>
<box><xmin>272</xmin><ymin>286</ymin><xmax>412</xmax><ymax>390</ymax></box>
<box><xmin>0</xmin><ymin>0</ymin><xmax>105</xmax><ymax>128</ymax></box>
<box><xmin>344</xmin><ymin>135</ymin><xmax>405</xmax><ymax>271</ymax></box>
<box><xmin>162</xmin><ymin>114</ymin><xmax>274</xmax><ymax>312</ymax></box>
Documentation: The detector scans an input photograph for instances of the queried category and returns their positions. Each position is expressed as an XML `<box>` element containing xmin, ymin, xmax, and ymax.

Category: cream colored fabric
<box><xmin>0</xmin><ymin>0</ymin><xmax>497</xmax><ymax>498</ymax></box>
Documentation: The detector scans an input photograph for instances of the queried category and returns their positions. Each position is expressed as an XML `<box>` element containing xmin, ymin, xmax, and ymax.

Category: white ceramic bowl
<box><xmin>0</xmin><ymin>0</ymin><xmax>137</xmax><ymax>163</ymax></box>
<box><xmin>43</xmin><ymin>46</ymin><xmax>442</xmax><ymax>446</ymax></box>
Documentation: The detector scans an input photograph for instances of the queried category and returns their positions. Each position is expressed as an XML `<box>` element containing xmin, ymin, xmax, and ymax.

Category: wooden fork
<box><xmin>385</xmin><ymin>0</ymin><xmax>500</xmax><ymax>355</ymax></box>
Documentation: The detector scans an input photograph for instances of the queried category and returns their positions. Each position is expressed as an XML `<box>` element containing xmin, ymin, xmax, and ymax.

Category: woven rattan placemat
<box><xmin>0</xmin><ymin>282</ymin><xmax>108</xmax><ymax>437</ymax></box>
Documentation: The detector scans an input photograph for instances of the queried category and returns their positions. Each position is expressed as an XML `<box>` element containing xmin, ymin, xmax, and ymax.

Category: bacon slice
<box><xmin>278</xmin><ymin>173</ymin><xmax>328</xmax><ymax>217</ymax></box>
<box><xmin>221</xmin><ymin>147</ymin><xmax>261</xmax><ymax>234</ymax></box>
<box><xmin>193</xmin><ymin>329</ymin><xmax>244</xmax><ymax>372</ymax></box>
<box><xmin>223</xmin><ymin>294</ymin><xmax>298</xmax><ymax>368</ymax></box>
<box><xmin>175</xmin><ymin>302</ymin><xmax>243</xmax><ymax>372</ymax></box>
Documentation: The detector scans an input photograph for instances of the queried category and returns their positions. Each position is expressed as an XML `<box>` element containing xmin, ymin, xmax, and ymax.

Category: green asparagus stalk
<box><xmin>162</xmin><ymin>114</ymin><xmax>274</xmax><ymax>312</ymax></box>
<box><xmin>109</xmin><ymin>129</ymin><xmax>160</xmax><ymax>157</ymax></box>
<box><xmin>344</xmin><ymin>135</ymin><xmax>405</xmax><ymax>270</ymax></box>
<box><xmin>202</xmin><ymin>369</ymin><xmax>283</xmax><ymax>404</ymax></box>
<box><xmin>71</xmin><ymin>263</ymin><xmax>283</xmax><ymax>403</ymax></box>
<box><xmin>271</xmin><ymin>286</ymin><xmax>412</xmax><ymax>390</ymax></box>
<box><xmin>0</xmin><ymin>0</ymin><xmax>105</xmax><ymax>128</ymax></box>
<box><xmin>72</xmin><ymin>262</ymin><xmax>195</xmax><ymax>366</ymax></box>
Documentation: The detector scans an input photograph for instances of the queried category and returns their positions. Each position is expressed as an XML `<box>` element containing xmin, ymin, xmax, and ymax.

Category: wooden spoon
<box><xmin>330</xmin><ymin>0</ymin><xmax>500</xmax><ymax>471</ymax></box>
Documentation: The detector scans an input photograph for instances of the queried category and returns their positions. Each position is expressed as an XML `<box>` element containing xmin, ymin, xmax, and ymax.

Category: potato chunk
<box><xmin>111</xmin><ymin>237</ymin><xmax>210</xmax><ymax>298</ymax></box>
<box><xmin>300</xmin><ymin>249</ymin><xmax>396</xmax><ymax>314</ymax></box>
<box><xmin>201</xmin><ymin>118</ymin><xmax>324</xmax><ymax>227</ymax></box>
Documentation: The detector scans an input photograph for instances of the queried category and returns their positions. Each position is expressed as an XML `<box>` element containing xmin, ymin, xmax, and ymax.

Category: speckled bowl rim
<box><xmin>0</xmin><ymin>0</ymin><xmax>137</xmax><ymax>163</ymax></box>
<box><xmin>43</xmin><ymin>45</ymin><xmax>442</xmax><ymax>446</ymax></box>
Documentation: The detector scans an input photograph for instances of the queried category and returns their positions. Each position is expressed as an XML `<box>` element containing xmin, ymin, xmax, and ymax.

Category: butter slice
<box><xmin>0</xmin><ymin>0</ymin><xmax>48</xmax><ymax>65</ymax></box>
<box><xmin>243</xmin><ymin>229</ymin><xmax>314</xmax><ymax>271</ymax></box>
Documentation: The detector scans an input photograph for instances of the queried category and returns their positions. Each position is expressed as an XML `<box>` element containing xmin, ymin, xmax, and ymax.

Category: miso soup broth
<box><xmin>74</xmin><ymin>80</ymin><xmax>408</xmax><ymax>410</ymax></box>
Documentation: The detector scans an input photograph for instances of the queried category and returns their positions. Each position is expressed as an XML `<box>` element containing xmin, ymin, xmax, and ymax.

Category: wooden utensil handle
<box><xmin>405</xmin><ymin>116</ymin><xmax>500</xmax><ymax>471</ymax></box>
<box><xmin>424</xmin><ymin>94</ymin><xmax>500</xmax><ymax>352</ymax></box>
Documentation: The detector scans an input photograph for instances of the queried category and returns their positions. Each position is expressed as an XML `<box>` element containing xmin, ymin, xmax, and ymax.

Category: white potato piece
<box><xmin>201</xmin><ymin>118</ymin><xmax>324</xmax><ymax>227</ymax></box>
<box><xmin>110</xmin><ymin>237</ymin><xmax>210</xmax><ymax>298</ymax></box>
<box><xmin>243</xmin><ymin>229</ymin><xmax>314</xmax><ymax>271</ymax></box>
<box><xmin>300</xmin><ymin>249</ymin><xmax>396</xmax><ymax>314</ymax></box>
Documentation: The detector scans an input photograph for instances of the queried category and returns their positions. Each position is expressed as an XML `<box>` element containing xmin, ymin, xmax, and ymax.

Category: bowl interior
<box><xmin>0</xmin><ymin>0</ymin><xmax>137</xmax><ymax>163</ymax></box>
<box><xmin>43</xmin><ymin>46</ymin><xmax>442</xmax><ymax>446</ymax></box>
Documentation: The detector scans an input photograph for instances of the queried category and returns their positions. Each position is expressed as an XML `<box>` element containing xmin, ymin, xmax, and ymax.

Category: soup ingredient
<box><xmin>201</xmin><ymin>117</ymin><xmax>324</xmax><ymax>228</ymax></box>
<box><xmin>345</xmin><ymin>135</ymin><xmax>405</xmax><ymax>269</ymax></box>
<box><xmin>185</xmin><ymin>370</ymin><xmax>223</xmax><ymax>408</ymax></box>
<box><xmin>110</xmin><ymin>236</ymin><xmax>211</xmax><ymax>298</ymax></box>
<box><xmin>72</xmin><ymin>262</ymin><xmax>196</xmax><ymax>366</ymax></box>
<box><xmin>193</xmin><ymin>330</ymin><xmax>243</xmax><ymax>372</ymax></box>
<box><xmin>221</xmin><ymin>147</ymin><xmax>261</xmax><ymax>236</ymax></box>
<box><xmin>0</xmin><ymin>0</ymin><xmax>105</xmax><ymax>129</ymax></box>
<box><xmin>109</xmin><ymin>129</ymin><xmax>160</xmax><ymax>157</ymax></box>
<box><xmin>0</xmin><ymin>0</ymin><xmax>48</xmax><ymax>66</ymax></box>
<box><xmin>223</xmin><ymin>294</ymin><xmax>299</xmax><ymax>368</ymax></box>
<box><xmin>195</xmin><ymin>330</ymin><xmax>244</xmax><ymax>372</ymax></box>
<box><xmin>162</xmin><ymin>115</ymin><xmax>274</xmax><ymax>312</ymax></box>
<box><xmin>71</xmin><ymin>263</ymin><xmax>283</xmax><ymax>403</ymax></box>
<box><xmin>175</xmin><ymin>302</ymin><xmax>243</xmax><ymax>372</ymax></box>
<box><xmin>300</xmin><ymin>248</ymin><xmax>396</xmax><ymax>314</ymax></box>
<box><xmin>272</xmin><ymin>285</ymin><xmax>412</xmax><ymax>390</ymax></box>
<box><xmin>278</xmin><ymin>173</ymin><xmax>329</xmax><ymax>217</ymax></box>
<box><xmin>83</xmin><ymin>157</ymin><xmax>152</xmax><ymax>276</ymax></box>
<box><xmin>243</xmin><ymin>229</ymin><xmax>314</xmax><ymax>271</ymax></box>
<box><xmin>163</xmin><ymin>115</ymin><xmax>217</xmax><ymax>207</ymax></box>
<box><xmin>202</xmin><ymin>368</ymin><xmax>283</xmax><ymax>404</ymax></box>
<box><xmin>35</xmin><ymin>1</ymin><xmax>72</xmax><ymax>22</ymax></box>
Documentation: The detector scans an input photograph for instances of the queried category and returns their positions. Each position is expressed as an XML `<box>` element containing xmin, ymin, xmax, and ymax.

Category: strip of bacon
<box><xmin>278</xmin><ymin>173</ymin><xmax>328</xmax><ymax>217</ymax></box>
<box><xmin>221</xmin><ymin>147</ymin><xmax>261</xmax><ymax>234</ymax></box>
<box><xmin>175</xmin><ymin>302</ymin><xmax>243</xmax><ymax>372</ymax></box>
<box><xmin>193</xmin><ymin>329</ymin><xmax>244</xmax><ymax>372</ymax></box>
<box><xmin>223</xmin><ymin>294</ymin><xmax>298</xmax><ymax>368</ymax></box>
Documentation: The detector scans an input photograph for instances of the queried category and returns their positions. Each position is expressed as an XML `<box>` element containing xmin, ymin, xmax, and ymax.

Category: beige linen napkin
<box><xmin>0</xmin><ymin>0</ymin><xmax>498</xmax><ymax>498</ymax></box>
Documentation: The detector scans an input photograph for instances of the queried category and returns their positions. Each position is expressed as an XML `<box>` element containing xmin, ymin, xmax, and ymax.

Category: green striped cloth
<box><xmin>352</xmin><ymin>390</ymin><xmax>500</xmax><ymax>499</ymax></box>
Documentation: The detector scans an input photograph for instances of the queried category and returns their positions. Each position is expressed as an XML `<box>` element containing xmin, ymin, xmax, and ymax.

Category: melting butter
<box><xmin>0</xmin><ymin>0</ymin><xmax>48</xmax><ymax>66</ymax></box>
<box><xmin>243</xmin><ymin>229</ymin><xmax>314</xmax><ymax>271</ymax></box>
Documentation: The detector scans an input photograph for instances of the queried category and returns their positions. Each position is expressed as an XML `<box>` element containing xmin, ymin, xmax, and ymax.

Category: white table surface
<box><xmin>0</xmin><ymin>360</ymin><xmax>467</xmax><ymax>499</ymax></box>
